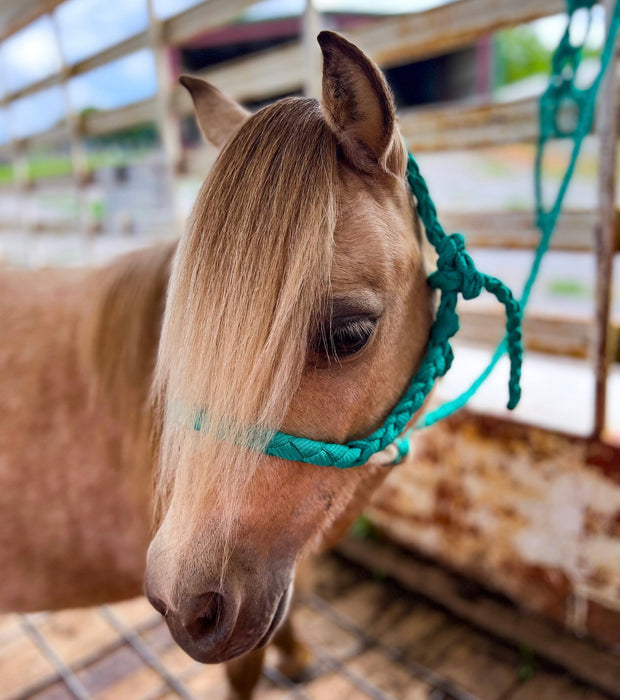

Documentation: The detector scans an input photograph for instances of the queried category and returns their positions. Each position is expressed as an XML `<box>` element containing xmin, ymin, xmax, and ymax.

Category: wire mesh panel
<box><xmin>0</xmin><ymin>553</ymin><xmax>611</xmax><ymax>700</ymax></box>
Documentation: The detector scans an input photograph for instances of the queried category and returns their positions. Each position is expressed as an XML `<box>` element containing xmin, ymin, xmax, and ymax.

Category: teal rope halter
<box><xmin>196</xmin><ymin>0</ymin><xmax>619</xmax><ymax>469</ymax></box>
<box><xmin>192</xmin><ymin>151</ymin><xmax>523</xmax><ymax>467</ymax></box>
<box><xmin>262</xmin><ymin>152</ymin><xmax>523</xmax><ymax>468</ymax></box>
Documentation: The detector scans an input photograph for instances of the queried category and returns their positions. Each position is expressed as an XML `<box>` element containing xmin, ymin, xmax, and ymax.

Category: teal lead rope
<box><xmin>416</xmin><ymin>0</ymin><xmax>620</xmax><ymax>431</ymax></box>
<box><xmin>264</xmin><ymin>152</ymin><xmax>523</xmax><ymax>469</ymax></box>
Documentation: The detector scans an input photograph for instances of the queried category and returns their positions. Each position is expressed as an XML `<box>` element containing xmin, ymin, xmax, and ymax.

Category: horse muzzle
<box><xmin>145</xmin><ymin>574</ymin><xmax>293</xmax><ymax>663</ymax></box>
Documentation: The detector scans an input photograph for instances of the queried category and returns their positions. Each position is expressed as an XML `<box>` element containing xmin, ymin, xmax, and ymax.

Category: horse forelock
<box><xmin>153</xmin><ymin>97</ymin><xmax>339</xmax><ymax>537</ymax></box>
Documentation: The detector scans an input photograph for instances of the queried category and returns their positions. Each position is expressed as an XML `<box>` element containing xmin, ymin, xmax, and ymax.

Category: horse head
<box><xmin>145</xmin><ymin>31</ymin><xmax>434</xmax><ymax>663</ymax></box>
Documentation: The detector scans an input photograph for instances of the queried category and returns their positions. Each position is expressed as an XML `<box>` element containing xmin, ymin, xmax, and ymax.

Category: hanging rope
<box><xmin>417</xmin><ymin>0</ymin><xmax>620</xmax><ymax>429</ymax></box>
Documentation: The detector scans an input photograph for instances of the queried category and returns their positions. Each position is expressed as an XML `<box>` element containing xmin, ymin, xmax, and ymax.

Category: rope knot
<box><xmin>432</xmin><ymin>233</ymin><xmax>484</xmax><ymax>300</ymax></box>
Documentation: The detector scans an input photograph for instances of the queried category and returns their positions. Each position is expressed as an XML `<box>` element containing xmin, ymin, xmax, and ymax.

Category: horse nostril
<box><xmin>146</xmin><ymin>594</ymin><xmax>168</xmax><ymax>617</ymax></box>
<box><xmin>182</xmin><ymin>592</ymin><xmax>225</xmax><ymax>641</ymax></box>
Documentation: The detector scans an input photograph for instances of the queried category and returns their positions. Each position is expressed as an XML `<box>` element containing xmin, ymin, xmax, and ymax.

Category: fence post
<box><xmin>147</xmin><ymin>0</ymin><xmax>184</xmax><ymax>238</ymax></box>
<box><xmin>593</xmin><ymin>0</ymin><xmax>619</xmax><ymax>438</ymax></box>
<box><xmin>303</xmin><ymin>0</ymin><xmax>322</xmax><ymax>99</ymax></box>
<box><xmin>49</xmin><ymin>9</ymin><xmax>93</xmax><ymax>260</ymax></box>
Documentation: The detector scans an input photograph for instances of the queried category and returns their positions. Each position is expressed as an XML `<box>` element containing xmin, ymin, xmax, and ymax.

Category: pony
<box><xmin>0</xmin><ymin>32</ymin><xmax>434</xmax><ymax>699</ymax></box>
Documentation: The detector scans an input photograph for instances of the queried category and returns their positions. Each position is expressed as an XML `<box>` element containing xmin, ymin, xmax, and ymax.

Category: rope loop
<box><xmin>431</xmin><ymin>232</ymin><xmax>485</xmax><ymax>300</ymax></box>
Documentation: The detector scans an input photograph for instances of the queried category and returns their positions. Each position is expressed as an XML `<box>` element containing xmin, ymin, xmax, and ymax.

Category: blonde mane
<box><xmin>154</xmin><ymin>98</ymin><xmax>338</xmax><ymax>541</ymax></box>
<box><xmin>79</xmin><ymin>243</ymin><xmax>175</xmax><ymax>425</ymax></box>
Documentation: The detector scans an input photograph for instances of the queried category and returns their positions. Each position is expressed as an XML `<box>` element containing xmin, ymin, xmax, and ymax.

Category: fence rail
<box><xmin>0</xmin><ymin>0</ymin><xmax>566</xmax><ymax>154</ymax></box>
<box><xmin>460</xmin><ymin>311</ymin><xmax>620</xmax><ymax>361</ymax></box>
<box><xmin>445</xmin><ymin>210</ymin><xmax>620</xmax><ymax>252</ymax></box>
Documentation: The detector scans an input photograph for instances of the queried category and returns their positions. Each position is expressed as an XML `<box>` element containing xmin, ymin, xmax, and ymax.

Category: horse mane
<box><xmin>78</xmin><ymin>243</ymin><xmax>175</xmax><ymax>429</ymax></box>
<box><xmin>154</xmin><ymin>97</ymin><xmax>339</xmax><ymax>537</ymax></box>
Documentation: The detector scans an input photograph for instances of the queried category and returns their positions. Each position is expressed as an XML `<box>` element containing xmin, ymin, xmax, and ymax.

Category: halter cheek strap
<box><xmin>262</xmin><ymin>153</ymin><xmax>523</xmax><ymax>468</ymax></box>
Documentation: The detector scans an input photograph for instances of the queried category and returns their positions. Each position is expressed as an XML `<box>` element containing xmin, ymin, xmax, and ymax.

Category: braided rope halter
<box><xmin>266</xmin><ymin>0</ymin><xmax>620</xmax><ymax>468</ymax></box>
<box><xmin>256</xmin><ymin>153</ymin><xmax>523</xmax><ymax>468</ymax></box>
<box><xmin>193</xmin><ymin>0</ymin><xmax>620</xmax><ymax>469</ymax></box>
<box><xmin>194</xmin><ymin>153</ymin><xmax>523</xmax><ymax>467</ymax></box>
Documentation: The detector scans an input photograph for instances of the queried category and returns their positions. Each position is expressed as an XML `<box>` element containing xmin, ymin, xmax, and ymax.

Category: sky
<box><xmin>0</xmin><ymin>0</ymin><xmax>606</xmax><ymax>144</ymax></box>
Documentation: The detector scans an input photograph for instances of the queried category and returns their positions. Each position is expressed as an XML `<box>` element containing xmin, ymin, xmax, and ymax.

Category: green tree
<box><xmin>494</xmin><ymin>27</ymin><xmax>552</xmax><ymax>87</ymax></box>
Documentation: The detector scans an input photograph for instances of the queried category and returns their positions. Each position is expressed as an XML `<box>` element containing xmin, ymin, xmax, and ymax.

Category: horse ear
<box><xmin>179</xmin><ymin>76</ymin><xmax>250</xmax><ymax>149</ymax></box>
<box><xmin>318</xmin><ymin>31</ymin><xmax>401</xmax><ymax>174</ymax></box>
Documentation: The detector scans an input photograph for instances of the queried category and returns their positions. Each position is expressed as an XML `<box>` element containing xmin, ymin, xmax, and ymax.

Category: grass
<box><xmin>0</xmin><ymin>163</ymin><xmax>12</xmax><ymax>185</ymax></box>
<box><xmin>0</xmin><ymin>147</ymin><xmax>155</xmax><ymax>187</ymax></box>
<box><xmin>349</xmin><ymin>514</ymin><xmax>381</xmax><ymax>541</ymax></box>
<box><xmin>483</xmin><ymin>160</ymin><xmax>514</xmax><ymax>177</ymax></box>
<box><xmin>517</xmin><ymin>643</ymin><xmax>537</xmax><ymax>682</ymax></box>
<box><xmin>29</xmin><ymin>155</ymin><xmax>73</xmax><ymax>180</ymax></box>
<box><xmin>546</xmin><ymin>278</ymin><xmax>590</xmax><ymax>298</ymax></box>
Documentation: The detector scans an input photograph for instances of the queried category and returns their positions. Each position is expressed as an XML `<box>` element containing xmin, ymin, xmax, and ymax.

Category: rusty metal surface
<box><xmin>367</xmin><ymin>412</ymin><xmax>620</xmax><ymax>652</ymax></box>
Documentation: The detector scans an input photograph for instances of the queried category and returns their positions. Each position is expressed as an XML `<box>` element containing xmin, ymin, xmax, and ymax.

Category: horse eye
<box><xmin>313</xmin><ymin>316</ymin><xmax>377</xmax><ymax>361</ymax></box>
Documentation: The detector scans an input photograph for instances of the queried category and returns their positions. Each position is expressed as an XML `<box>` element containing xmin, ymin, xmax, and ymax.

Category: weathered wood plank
<box><xmin>400</xmin><ymin>97</ymin><xmax>539</xmax><ymax>151</ymax></box>
<box><xmin>0</xmin><ymin>73</ymin><xmax>60</xmax><ymax>106</ymax></box>
<box><xmin>459</xmin><ymin>310</ymin><xmax>619</xmax><ymax>362</ymax></box>
<box><xmin>180</xmin><ymin>41</ymin><xmax>302</xmax><ymax>105</ymax></box>
<box><xmin>12</xmin><ymin>123</ymin><xmax>70</xmax><ymax>153</ymax></box>
<box><xmin>441</xmin><ymin>210</ymin><xmax>604</xmax><ymax>252</ymax></box>
<box><xmin>508</xmin><ymin>673</ymin><xmax>612</xmax><ymax>700</ymax></box>
<box><xmin>80</xmin><ymin>98</ymin><xmax>157</xmax><ymax>136</ymax></box>
<box><xmin>165</xmin><ymin>0</ymin><xmax>260</xmax><ymax>45</ymax></box>
<box><xmin>0</xmin><ymin>628</ymin><xmax>56</xmax><ymax>697</ymax></box>
<box><xmin>69</xmin><ymin>30</ymin><xmax>149</xmax><ymax>78</ymax></box>
<box><xmin>428</xmin><ymin>629</ymin><xmax>520</xmax><ymax>700</ymax></box>
<box><xmin>345</xmin><ymin>650</ymin><xmax>433</xmax><ymax>700</ymax></box>
<box><xmin>0</xmin><ymin>0</ymin><xmax>64</xmax><ymax>41</ymax></box>
<box><xmin>592</xmin><ymin>0</ymin><xmax>619</xmax><ymax>437</ymax></box>
<box><xmin>459</xmin><ymin>310</ymin><xmax>596</xmax><ymax>359</ymax></box>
